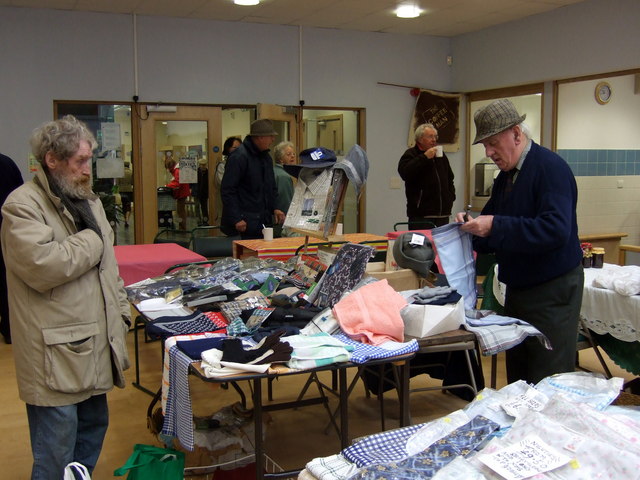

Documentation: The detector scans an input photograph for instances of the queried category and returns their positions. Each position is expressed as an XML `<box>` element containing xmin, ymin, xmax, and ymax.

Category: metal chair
<box><xmin>576</xmin><ymin>316</ymin><xmax>613</xmax><ymax>378</ymax></box>
<box><xmin>153</xmin><ymin>227</ymin><xmax>192</xmax><ymax>249</ymax></box>
<box><xmin>190</xmin><ymin>225</ymin><xmax>239</xmax><ymax>259</ymax></box>
<box><xmin>393</xmin><ymin>220</ymin><xmax>436</xmax><ymax>231</ymax></box>
<box><xmin>362</xmin><ymin>329</ymin><xmax>481</xmax><ymax>429</ymax></box>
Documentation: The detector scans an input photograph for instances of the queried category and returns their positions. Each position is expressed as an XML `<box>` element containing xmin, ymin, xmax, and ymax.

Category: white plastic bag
<box><xmin>64</xmin><ymin>462</ymin><xmax>91</xmax><ymax>480</ymax></box>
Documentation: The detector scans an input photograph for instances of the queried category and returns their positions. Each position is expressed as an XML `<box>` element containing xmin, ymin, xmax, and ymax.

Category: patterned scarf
<box><xmin>47</xmin><ymin>173</ymin><xmax>102</xmax><ymax>239</ymax></box>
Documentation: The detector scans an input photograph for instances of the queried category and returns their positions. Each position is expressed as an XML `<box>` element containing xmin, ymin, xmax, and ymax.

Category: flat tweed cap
<box><xmin>250</xmin><ymin>119</ymin><xmax>278</xmax><ymax>136</ymax></box>
<box><xmin>473</xmin><ymin>99</ymin><xmax>526</xmax><ymax>144</ymax></box>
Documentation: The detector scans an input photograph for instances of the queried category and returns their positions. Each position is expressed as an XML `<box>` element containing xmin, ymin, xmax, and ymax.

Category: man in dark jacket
<box><xmin>0</xmin><ymin>153</ymin><xmax>24</xmax><ymax>344</ymax></box>
<box><xmin>456</xmin><ymin>99</ymin><xmax>583</xmax><ymax>385</ymax></box>
<box><xmin>398</xmin><ymin>123</ymin><xmax>455</xmax><ymax>230</ymax></box>
<box><xmin>221</xmin><ymin>119</ymin><xmax>285</xmax><ymax>239</ymax></box>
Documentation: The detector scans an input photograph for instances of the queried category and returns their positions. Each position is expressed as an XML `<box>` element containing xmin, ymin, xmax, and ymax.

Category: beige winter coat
<box><xmin>1</xmin><ymin>168</ymin><xmax>130</xmax><ymax>406</ymax></box>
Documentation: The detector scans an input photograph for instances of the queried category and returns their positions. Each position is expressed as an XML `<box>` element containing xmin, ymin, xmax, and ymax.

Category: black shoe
<box><xmin>2</xmin><ymin>334</ymin><xmax>11</xmax><ymax>345</ymax></box>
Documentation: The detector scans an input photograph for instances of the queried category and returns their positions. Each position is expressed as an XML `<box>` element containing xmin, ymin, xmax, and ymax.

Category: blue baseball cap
<box><xmin>284</xmin><ymin>147</ymin><xmax>337</xmax><ymax>177</ymax></box>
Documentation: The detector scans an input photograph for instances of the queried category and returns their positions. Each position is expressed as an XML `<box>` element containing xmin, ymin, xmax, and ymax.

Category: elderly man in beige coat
<box><xmin>1</xmin><ymin>115</ymin><xmax>130</xmax><ymax>479</ymax></box>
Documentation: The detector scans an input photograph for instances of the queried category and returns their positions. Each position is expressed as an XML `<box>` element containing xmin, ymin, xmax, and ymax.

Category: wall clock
<box><xmin>595</xmin><ymin>81</ymin><xmax>612</xmax><ymax>104</ymax></box>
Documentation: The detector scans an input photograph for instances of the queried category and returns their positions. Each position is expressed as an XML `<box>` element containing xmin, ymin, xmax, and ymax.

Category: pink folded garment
<box><xmin>332</xmin><ymin>279</ymin><xmax>407</xmax><ymax>345</ymax></box>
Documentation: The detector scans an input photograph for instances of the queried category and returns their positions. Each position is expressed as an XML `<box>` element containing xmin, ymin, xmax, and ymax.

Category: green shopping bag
<box><xmin>114</xmin><ymin>444</ymin><xmax>185</xmax><ymax>479</ymax></box>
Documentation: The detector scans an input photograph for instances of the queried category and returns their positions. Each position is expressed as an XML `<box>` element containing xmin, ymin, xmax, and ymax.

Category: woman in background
<box><xmin>214</xmin><ymin>136</ymin><xmax>241</xmax><ymax>223</ymax></box>
<box><xmin>272</xmin><ymin>141</ymin><xmax>296</xmax><ymax>237</ymax></box>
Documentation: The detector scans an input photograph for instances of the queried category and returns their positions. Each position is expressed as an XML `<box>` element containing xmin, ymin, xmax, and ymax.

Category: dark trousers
<box><xmin>505</xmin><ymin>264</ymin><xmax>584</xmax><ymax>384</ymax></box>
<box><xmin>0</xmin><ymin>258</ymin><xmax>9</xmax><ymax>340</ymax></box>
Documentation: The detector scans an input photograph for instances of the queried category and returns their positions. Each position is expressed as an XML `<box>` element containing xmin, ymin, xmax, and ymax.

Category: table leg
<box><xmin>398</xmin><ymin>360</ymin><xmax>411</xmax><ymax>427</ymax></box>
<box><xmin>339</xmin><ymin>367</ymin><xmax>349</xmax><ymax>449</ymax></box>
<box><xmin>253</xmin><ymin>377</ymin><xmax>264</xmax><ymax>480</ymax></box>
<box><xmin>132</xmin><ymin>315</ymin><xmax>155</xmax><ymax>396</ymax></box>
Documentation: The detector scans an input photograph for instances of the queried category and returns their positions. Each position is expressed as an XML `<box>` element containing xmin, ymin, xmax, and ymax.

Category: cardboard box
<box><xmin>368</xmin><ymin>267</ymin><xmax>420</xmax><ymax>291</ymax></box>
<box><xmin>400</xmin><ymin>297</ymin><xmax>465</xmax><ymax>338</ymax></box>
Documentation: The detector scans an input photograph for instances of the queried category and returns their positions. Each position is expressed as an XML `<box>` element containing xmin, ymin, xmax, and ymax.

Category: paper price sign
<box><xmin>410</xmin><ymin>233</ymin><xmax>425</xmax><ymax>246</ymax></box>
<box><xmin>479</xmin><ymin>434</ymin><xmax>571</xmax><ymax>480</ymax></box>
<box><xmin>501</xmin><ymin>388</ymin><xmax>548</xmax><ymax>418</ymax></box>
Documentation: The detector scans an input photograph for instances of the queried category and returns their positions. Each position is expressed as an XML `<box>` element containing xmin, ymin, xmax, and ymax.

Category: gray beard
<box><xmin>49</xmin><ymin>169</ymin><xmax>94</xmax><ymax>200</ymax></box>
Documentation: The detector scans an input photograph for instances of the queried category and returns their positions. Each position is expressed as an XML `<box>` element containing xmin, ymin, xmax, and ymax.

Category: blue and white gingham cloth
<box><xmin>162</xmin><ymin>345</ymin><xmax>197</xmax><ymax>450</ymax></box>
<box><xmin>342</xmin><ymin>423</ymin><xmax>425</xmax><ymax>467</ymax></box>
<box><xmin>332</xmin><ymin>333</ymin><xmax>418</xmax><ymax>364</ymax></box>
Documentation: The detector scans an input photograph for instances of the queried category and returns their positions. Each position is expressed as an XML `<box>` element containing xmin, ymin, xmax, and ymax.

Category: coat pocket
<box><xmin>42</xmin><ymin>323</ymin><xmax>100</xmax><ymax>394</ymax></box>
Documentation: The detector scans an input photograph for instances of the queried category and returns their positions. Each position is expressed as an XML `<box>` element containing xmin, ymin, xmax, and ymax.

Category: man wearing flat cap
<box><xmin>455</xmin><ymin>99</ymin><xmax>583</xmax><ymax>385</ymax></box>
<box><xmin>221</xmin><ymin>119</ymin><xmax>286</xmax><ymax>239</ymax></box>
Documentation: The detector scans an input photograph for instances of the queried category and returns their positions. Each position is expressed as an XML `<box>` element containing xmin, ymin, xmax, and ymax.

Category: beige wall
<box><xmin>558</xmin><ymin>74</ymin><xmax>640</xmax><ymax>244</ymax></box>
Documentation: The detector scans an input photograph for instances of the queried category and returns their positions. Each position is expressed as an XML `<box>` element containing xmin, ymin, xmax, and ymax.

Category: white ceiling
<box><xmin>1</xmin><ymin>0</ymin><xmax>586</xmax><ymax>37</ymax></box>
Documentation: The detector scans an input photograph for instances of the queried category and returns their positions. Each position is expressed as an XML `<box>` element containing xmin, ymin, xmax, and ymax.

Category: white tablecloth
<box><xmin>581</xmin><ymin>264</ymin><xmax>640</xmax><ymax>342</ymax></box>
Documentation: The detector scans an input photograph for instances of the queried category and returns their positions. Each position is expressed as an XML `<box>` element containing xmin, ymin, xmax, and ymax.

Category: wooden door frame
<box><xmin>315</xmin><ymin>114</ymin><xmax>344</xmax><ymax>153</ymax></box>
<box><xmin>138</xmin><ymin>105</ymin><xmax>221</xmax><ymax>244</ymax></box>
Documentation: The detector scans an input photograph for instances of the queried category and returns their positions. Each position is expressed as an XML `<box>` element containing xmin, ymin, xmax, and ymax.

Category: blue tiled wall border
<box><xmin>558</xmin><ymin>149</ymin><xmax>640</xmax><ymax>176</ymax></box>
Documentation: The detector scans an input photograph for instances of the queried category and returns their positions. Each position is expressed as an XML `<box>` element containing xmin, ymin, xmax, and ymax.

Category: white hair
<box><xmin>414</xmin><ymin>123</ymin><xmax>437</xmax><ymax>143</ymax></box>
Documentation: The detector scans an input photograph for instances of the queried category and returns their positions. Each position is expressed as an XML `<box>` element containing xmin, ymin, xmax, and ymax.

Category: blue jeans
<box><xmin>27</xmin><ymin>394</ymin><xmax>109</xmax><ymax>480</ymax></box>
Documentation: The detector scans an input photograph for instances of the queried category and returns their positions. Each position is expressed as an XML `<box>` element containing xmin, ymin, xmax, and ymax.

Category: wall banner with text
<box><xmin>408</xmin><ymin>89</ymin><xmax>461</xmax><ymax>152</ymax></box>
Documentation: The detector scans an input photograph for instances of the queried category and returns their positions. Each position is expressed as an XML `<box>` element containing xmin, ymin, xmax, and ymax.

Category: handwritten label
<box><xmin>479</xmin><ymin>435</ymin><xmax>571</xmax><ymax>480</ymax></box>
<box><xmin>501</xmin><ymin>388</ymin><xmax>549</xmax><ymax>418</ymax></box>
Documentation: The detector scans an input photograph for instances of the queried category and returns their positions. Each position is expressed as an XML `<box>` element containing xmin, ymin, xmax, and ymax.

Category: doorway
<box><xmin>302</xmin><ymin>108</ymin><xmax>365</xmax><ymax>233</ymax></box>
<box><xmin>316</xmin><ymin>114</ymin><xmax>344</xmax><ymax>154</ymax></box>
<box><xmin>139</xmin><ymin>105</ymin><xmax>221</xmax><ymax>244</ymax></box>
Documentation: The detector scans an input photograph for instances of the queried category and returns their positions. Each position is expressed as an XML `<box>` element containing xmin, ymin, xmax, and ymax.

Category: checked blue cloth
<box><xmin>342</xmin><ymin>423</ymin><xmax>426</xmax><ymax>467</ymax></box>
<box><xmin>161</xmin><ymin>346</ymin><xmax>197</xmax><ymax>451</ymax></box>
<box><xmin>464</xmin><ymin>313</ymin><xmax>551</xmax><ymax>356</ymax></box>
<box><xmin>332</xmin><ymin>332</ymin><xmax>418</xmax><ymax>364</ymax></box>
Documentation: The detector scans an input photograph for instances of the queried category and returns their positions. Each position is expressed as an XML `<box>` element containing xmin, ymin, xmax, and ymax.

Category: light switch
<box><xmin>390</xmin><ymin>177</ymin><xmax>403</xmax><ymax>189</ymax></box>
<box><xmin>617</xmin><ymin>179</ymin><xmax>624</xmax><ymax>188</ymax></box>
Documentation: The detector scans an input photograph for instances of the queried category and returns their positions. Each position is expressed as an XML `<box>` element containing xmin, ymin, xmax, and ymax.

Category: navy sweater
<box><xmin>473</xmin><ymin>142</ymin><xmax>582</xmax><ymax>288</ymax></box>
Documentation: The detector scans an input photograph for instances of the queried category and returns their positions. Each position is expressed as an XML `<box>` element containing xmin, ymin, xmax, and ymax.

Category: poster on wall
<box><xmin>179</xmin><ymin>155</ymin><xmax>198</xmax><ymax>184</ymax></box>
<box><xmin>96</xmin><ymin>150</ymin><xmax>124</xmax><ymax>179</ymax></box>
<box><xmin>408</xmin><ymin>89</ymin><xmax>461</xmax><ymax>152</ymax></box>
<box><xmin>101</xmin><ymin>122</ymin><xmax>121</xmax><ymax>151</ymax></box>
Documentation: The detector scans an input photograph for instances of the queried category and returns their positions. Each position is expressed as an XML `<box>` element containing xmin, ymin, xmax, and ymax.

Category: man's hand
<box><xmin>454</xmin><ymin>211</ymin><xmax>468</xmax><ymax>223</ymax></box>
<box><xmin>235</xmin><ymin>220</ymin><xmax>247</xmax><ymax>232</ymax></box>
<box><xmin>459</xmin><ymin>215</ymin><xmax>494</xmax><ymax>237</ymax></box>
<box><xmin>274</xmin><ymin>209</ymin><xmax>286</xmax><ymax>224</ymax></box>
<box><xmin>423</xmin><ymin>148</ymin><xmax>437</xmax><ymax>159</ymax></box>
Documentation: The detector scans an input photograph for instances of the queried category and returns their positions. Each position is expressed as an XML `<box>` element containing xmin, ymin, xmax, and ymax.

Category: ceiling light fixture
<box><xmin>396</xmin><ymin>4</ymin><xmax>422</xmax><ymax>18</ymax></box>
<box><xmin>234</xmin><ymin>0</ymin><xmax>260</xmax><ymax>5</ymax></box>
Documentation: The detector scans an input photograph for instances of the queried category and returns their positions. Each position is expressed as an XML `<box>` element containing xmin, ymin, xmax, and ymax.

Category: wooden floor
<box><xmin>0</xmin><ymin>330</ymin><xmax>635</xmax><ymax>479</ymax></box>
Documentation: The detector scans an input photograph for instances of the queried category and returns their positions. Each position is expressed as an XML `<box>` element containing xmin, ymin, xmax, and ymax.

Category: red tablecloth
<box><xmin>114</xmin><ymin>243</ymin><xmax>206</xmax><ymax>286</ymax></box>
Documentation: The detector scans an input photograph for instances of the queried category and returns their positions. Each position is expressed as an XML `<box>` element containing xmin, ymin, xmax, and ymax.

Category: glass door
<box><xmin>139</xmin><ymin>105</ymin><xmax>221</xmax><ymax>244</ymax></box>
<box><xmin>302</xmin><ymin>107</ymin><xmax>366</xmax><ymax>232</ymax></box>
<box><xmin>55</xmin><ymin>102</ymin><xmax>135</xmax><ymax>245</ymax></box>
